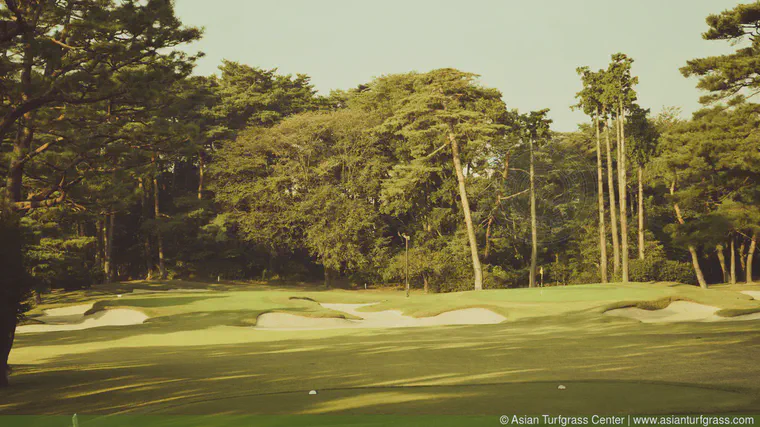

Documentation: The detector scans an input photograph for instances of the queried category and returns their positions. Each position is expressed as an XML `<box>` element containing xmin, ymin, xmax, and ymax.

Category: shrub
<box><xmin>628</xmin><ymin>257</ymin><xmax>696</xmax><ymax>285</ymax></box>
<box><xmin>484</xmin><ymin>265</ymin><xmax>528</xmax><ymax>289</ymax></box>
<box><xmin>659</xmin><ymin>260</ymin><xmax>697</xmax><ymax>284</ymax></box>
<box><xmin>628</xmin><ymin>257</ymin><xmax>660</xmax><ymax>282</ymax></box>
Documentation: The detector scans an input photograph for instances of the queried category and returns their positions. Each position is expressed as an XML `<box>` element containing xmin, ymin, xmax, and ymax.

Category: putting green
<box><xmin>135</xmin><ymin>382</ymin><xmax>757</xmax><ymax>416</ymax></box>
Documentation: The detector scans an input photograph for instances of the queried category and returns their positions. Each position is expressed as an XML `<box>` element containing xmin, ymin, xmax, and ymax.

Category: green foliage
<box><xmin>207</xmin><ymin>60</ymin><xmax>323</xmax><ymax>139</ymax></box>
<box><xmin>627</xmin><ymin>105</ymin><xmax>660</xmax><ymax>166</ymax></box>
<box><xmin>682</xmin><ymin>1</ymin><xmax>760</xmax><ymax>104</ymax></box>
<box><xmin>654</xmin><ymin>102</ymin><xmax>760</xmax><ymax>250</ymax></box>
<box><xmin>211</xmin><ymin>69</ymin><xmax>511</xmax><ymax>285</ymax></box>
<box><xmin>21</xmin><ymin>213</ymin><xmax>99</xmax><ymax>291</ymax></box>
<box><xmin>0</xmin><ymin>205</ymin><xmax>30</xmax><ymax>319</ymax></box>
<box><xmin>624</xmin><ymin>237</ymin><xmax>695</xmax><ymax>284</ymax></box>
<box><xmin>212</xmin><ymin>109</ymin><xmax>391</xmax><ymax>276</ymax></box>
<box><xmin>658</xmin><ymin>260</ymin><xmax>698</xmax><ymax>284</ymax></box>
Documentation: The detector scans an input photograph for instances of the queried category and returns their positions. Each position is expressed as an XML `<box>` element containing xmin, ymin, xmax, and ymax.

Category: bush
<box><xmin>628</xmin><ymin>257</ymin><xmax>696</xmax><ymax>285</ymax></box>
<box><xmin>659</xmin><ymin>260</ymin><xmax>697</xmax><ymax>284</ymax></box>
<box><xmin>484</xmin><ymin>265</ymin><xmax>528</xmax><ymax>289</ymax></box>
<box><xmin>544</xmin><ymin>262</ymin><xmax>573</xmax><ymax>286</ymax></box>
<box><xmin>628</xmin><ymin>257</ymin><xmax>660</xmax><ymax>282</ymax></box>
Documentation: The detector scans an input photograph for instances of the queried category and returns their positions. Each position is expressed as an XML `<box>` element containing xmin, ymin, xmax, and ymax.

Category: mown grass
<box><xmin>3</xmin><ymin>280</ymin><xmax>760</xmax><ymax>416</ymax></box>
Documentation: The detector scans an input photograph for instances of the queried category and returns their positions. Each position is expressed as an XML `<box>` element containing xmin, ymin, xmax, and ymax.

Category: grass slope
<box><xmin>3</xmin><ymin>280</ymin><xmax>760</xmax><ymax>416</ymax></box>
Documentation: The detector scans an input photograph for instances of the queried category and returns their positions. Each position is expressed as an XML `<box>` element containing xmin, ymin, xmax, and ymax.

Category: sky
<box><xmin>173</xmin><ymin>0</ymin><xmax>741</xmax><ymax>132</ymax></box>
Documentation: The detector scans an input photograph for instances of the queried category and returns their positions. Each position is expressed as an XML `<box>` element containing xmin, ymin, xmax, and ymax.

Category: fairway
<box><xmin>5</xmin><ymin>1</ymin><xmax>760</xmax><ymax>424</ymax></box>
<box><xmin>3</xmin><ymin>281</ymin><xmax>760</xmax><ymax>416</ymax></box>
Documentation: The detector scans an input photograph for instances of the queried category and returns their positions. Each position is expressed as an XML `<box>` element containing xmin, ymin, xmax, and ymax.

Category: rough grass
<box><xmin>4</xmin><ymin>280</ymin><xmax>760</xmax><ymax>416</ymax></box>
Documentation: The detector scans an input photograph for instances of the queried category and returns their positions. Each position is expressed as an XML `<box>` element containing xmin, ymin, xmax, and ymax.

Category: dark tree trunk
<box><xmin>324</xmin><ymin>266</ymin><xmax>331</xmax><ymax>288</ymax></box>
<box><xmin>95</xmin><ymin>217</ymin><xmax>104</xmax><ymax>271</ymax></box>
<box><xmin>152</xmin><ymin>153</ymin><xmax>166</xmax><ymax>279</ymax></box>
<box><xmin>730</xmin><ymin>237</ymin><xmax>737</xmax><ymax>285</ymax></box>
<box><xmin>198</xmin><ymin>150</ymin><xmax>205</xmax><ymax>200</ymax></box>
<box><xmin>404</xmin><ymin>235</ymin><xmax>410</xmax><ymax>297</ymax></box>
<box><xmin>484</xmin><ymin>215</ymin><xmax>493</xmax><ymax>261</ymax></box>
<box><xmin>139</xmin><ymin>177</ymin><xmax>153</xmax><ymax>279</ymax></box>
<box><xmin>103</xmin><ymin>213</ymin><xmax>115</xmax><ymax>283</ymax></box>
<box><xmin>0</xmin><ymin>208</ymin><xmax>26</xmax><ymax>388</ymax></box>
<box><xmin>0</xmin><ymin>314</ymin><xmax>14</xmax><ymax>388</ymax></box>
<box><xmin>5</xmin><ymin>38</ymin><xmax>33</xmax><ymax>204</ymax></box>
<box><xmin>6</xmin><ymin>119</ymin><xmax>32</xmax><ymax>203</ymax></box>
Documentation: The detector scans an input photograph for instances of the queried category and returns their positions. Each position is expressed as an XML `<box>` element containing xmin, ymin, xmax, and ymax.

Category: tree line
<box><xmin>2</xmin><ymin>0</ymin><xmax>760</xmax><ymax>387</ymax></box>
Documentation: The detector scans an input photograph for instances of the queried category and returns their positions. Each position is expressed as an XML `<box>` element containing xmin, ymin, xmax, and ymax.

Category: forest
<box><xmin>1</xmin><ymin>0</ymin><xmax>760</xmax><ymax>387</ymax></box>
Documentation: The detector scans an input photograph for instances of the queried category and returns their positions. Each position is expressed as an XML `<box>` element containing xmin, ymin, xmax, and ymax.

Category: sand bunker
<box><xmin>18</xmin><ymin>305</ymin><xmax>148</xmax><ymax>334</ymax></box>
<box><xmin>254</xmin><ymin>302</ymin><xmax>506</xmax><ymax>330</ymax></box>
<box><xmin>605</xmin><ymin>301</ymin><xmax>760</xmax><ymax>323</ymax></box>
<box><xmin>742</xmin><ymin>290</ymin><xmax>760</xmax><ymax>300</ymax></box>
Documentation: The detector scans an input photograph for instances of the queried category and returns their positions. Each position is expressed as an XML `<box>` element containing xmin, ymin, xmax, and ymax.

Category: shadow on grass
<box><xmin>3</xmin><ymin>314</ymin><xmax>760</xmax><ymax>416</ymax></box>
<box><xmin>91</xmin><ymin>296</ymin><xmax>225</xmax><ymax>311</ymax></box>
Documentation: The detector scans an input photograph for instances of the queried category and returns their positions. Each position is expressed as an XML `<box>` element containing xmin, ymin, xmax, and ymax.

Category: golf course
<box><xmin>5</xmin><ymin>0</ymin><xmax>760</xmax><ymax>425</ymax></box>
<box><xmin>2</xmin><ymin>280</ymin><xmax>759</xmax><ymax>418</ymax></box>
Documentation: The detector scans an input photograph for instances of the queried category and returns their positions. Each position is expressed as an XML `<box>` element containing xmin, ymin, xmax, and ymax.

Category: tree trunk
<box><xmin>529</xmin><ymin>137</ymin><xmax>538</xmax><ymax>288</ymax></box>
<box><xmin>485</xmin><ymin>152</ymin><xmax>510</xmax><ymax>261</ymax></box>
<box><xmin>448</xmin><ymin>131</ymin><xmax>483</xmax><ymax>290</ymax></box>
<box><xmin>5</xmin><ymin>39</ymin><xmax>33</xmax><ymax>204</ymax></box>
<box><xmin>637</xmin><ymin>166</ymin><xmax>645</xmax><ymax>260</ymax></box>
<box><xmin>0</xmin><ymin>312</ymin><xmax>14</xmax><ymax>388</ymax></box>
<box><xmin>0</xmin><ymin>44</ymin><xmax>32</xmax><ymax>379</ymax></box>
<box><xmin>198</xmin><ymin>150</ymin><xmax>205</xmax><ymax>200</ymax></box>
<box><xmin>595</xmin><ymin>112</ymin><xmax>608</xmax><ymax>283</ymax></box>
<box><xmin>687</xmin><ymin>246</ymin><xmax>708</xmax><ymax>289</ymax></box>
<box><xmin>0</xmin><ymin>208</ymin><xmax>25</xmax><ymax>388</ymax></box>
<box><xmin>423</xmin><ymin>274</ymin><xmax>429</xmax><ymax>294</ymax></box>
<box><xmin>138</xmin><ymin>178</ymin><xmax>153</xmax><ymax>279</ymax></box>
<box><xmin>618</xmin><ymin>104</ymin><xmax>629</xmax><ymax>283</ymax></box>
<box><xmin>671</xmin><ymin>178</ymin><xmax>707</xmax><ymax>288</ymax></box>
<box><xmin>6</xmin><ymin>118</ymin><xmax>33</xmax><ymax>203</ymax></box>
<box><xmin>103</xmin><ymin>213</ymin><xmax>115</xmax><ymax>283</ymax></box>
<box><xmin>739</xmin><ymin>241</ymin><xmax>747</xmax><ymax>275</ymax></box>
<box><xmin>484</xmin><ymin>215</ymin><xmax>493</xmax><ymax>260</ymax></box>
<box><xmin>403</xmin><ymin>235</ymin><xmax>410</xmax><ymax>297</ymax></box>
<box><xmin>716</xmin><ymin>244</ymin><xmax>728</xmax><ymax>283</ymax></box>
<box><xmin>730</xmin><ymin>237</ymin><xmax>737</xmax><ymax>285</ymax></box>
<box><xmin>152</xmin><ymin>153</ymin><xmax>166</xmax><ymax>279</ymax></box>
<box><xmin>96</xmin><ymin>217</ymin><xmax>104</xmax><ymax>271</ymax></box>
<box><xmin>324</xmin><ymin>266</ymin><xmax>331</xmax><ymax>288</ymax></box>
<box><xmin>605</xmin><ymin>118</ymin><xmax>620</xmax><ymax>277</ymax></box>
<box><xmin>747</xmin><ymin>232</ymin><xmax>757</xmax><ymax>283</ymax></box>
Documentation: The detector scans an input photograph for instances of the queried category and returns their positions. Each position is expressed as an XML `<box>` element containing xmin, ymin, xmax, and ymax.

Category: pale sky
<box><xmin>174</xmin><ymin>0</ymin><xmax>741</xmax><ymax>132</ymax></box>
